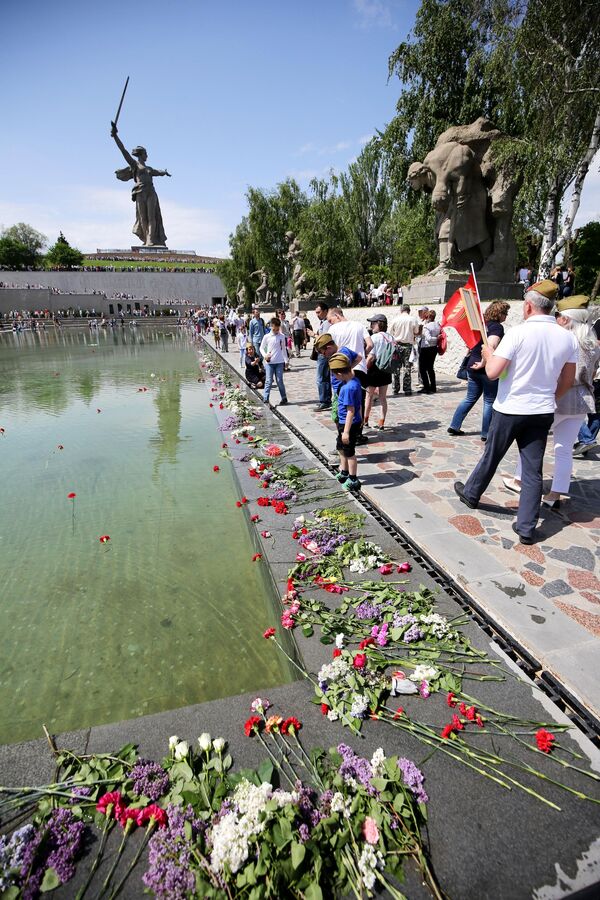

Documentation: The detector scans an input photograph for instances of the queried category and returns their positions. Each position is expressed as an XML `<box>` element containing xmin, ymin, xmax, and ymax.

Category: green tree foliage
<box><xmin>381</xmin><ymin>199</ymin><xmax>438</xmax><ymax>284</ymax></box>
<box><xmin>297</xmin><ymin>176</ymin><xmax>355</xmax><ymax>294</ymax></box>
<box><xmin>572</xmin><ymin>221</ymin><xmax>600</xmax><ymax>297</ymax></box>
<box><xmin>217</xmin><ymin>216</ymin><xmax>257</xmax><ymax>304</ymax></box>
<box><xmin>339</xmin><ymin>140</ymin><xmax>393</xmax><ymax>280</ymax></box>
<box><xmin>246</xmin><ymin>179</ymin><xmax>308</xmax><ymax>294</ymax></box>
<box><xmin>45</xmin><ymin>232</ymin><xmax>84</xmax><ymax>269</ymax></box>
<box><xmin>0</xmin><ymin>223</ymin><xmax>47</xmax><ymax>267</ymax></box>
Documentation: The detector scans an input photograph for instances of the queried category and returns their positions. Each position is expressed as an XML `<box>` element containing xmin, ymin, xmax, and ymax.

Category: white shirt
<box><xmin>329</xmin><ymin>320</ymin><xmax>370</xmax><ymax>374</ymax></box>
<box><xmin>292</xmin><ymin>316</ymin><xmax>305</xmax><ymax>331</ymax></box>
<box><xmin>493</xmin><ymin>315</ymin><xmax>578</xmax><ymax>414</ymax></box>
<box><xmin>420</xmin><ymin>321</ymin><xmax>440</xmax><ymax>348</ymax></box>
<box><xmin>369</xmin><ymin>331</ymin><xmax>394</xmax><ymax>361</ymax></box>
<box><xmin>390</xmin><ymin>313</ymin><xmax>419</xmax><ymax>344</ymax></box>
<box><xmin>238</xmin><ymin>332</ymin><xmax>248</xmax><ymax>350</ymax></box>
<box><xmin>260</xmin><ymin>331</ymin><xmax>288</xmax><ymax>364</ymax></box>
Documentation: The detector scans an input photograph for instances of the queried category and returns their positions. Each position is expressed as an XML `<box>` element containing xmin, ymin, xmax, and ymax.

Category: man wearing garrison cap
<box><xmin>454</xmin><ymin>279</ymin><xmax>579</xmax><ymax>544</ymax></box>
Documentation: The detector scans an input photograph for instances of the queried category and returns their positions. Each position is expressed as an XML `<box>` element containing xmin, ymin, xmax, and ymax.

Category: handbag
<box><xmin>457</xmin><ymin>354</ymin><xmax>470</xmax><ymax>380</ymax></box>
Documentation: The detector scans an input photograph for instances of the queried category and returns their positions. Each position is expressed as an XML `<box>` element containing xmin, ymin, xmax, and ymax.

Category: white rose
<box><xmin>168</xmin><ymin>735</ymin><xmax>179</xmax><ymax>750</ymax></box>
<box><xmin>213</xmin><ymin>737</ymin><xmax>226</xmax><ymax>753</ymax></box>
<box><xmin>174</xmin><ymin>740</ymin><xmax>189</xmax><ymax>760</ymax></box>
<box><xmin>198</xmin><ymin>732</ymin><xmax>212</xmax><ymax>752</ymax></box>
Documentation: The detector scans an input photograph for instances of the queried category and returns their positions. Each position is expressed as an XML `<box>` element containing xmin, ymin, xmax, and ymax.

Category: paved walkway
<box><xmin>208</xmin><ymin>339</ymin><xmax>600</xmax><ymax>719</ymax></box>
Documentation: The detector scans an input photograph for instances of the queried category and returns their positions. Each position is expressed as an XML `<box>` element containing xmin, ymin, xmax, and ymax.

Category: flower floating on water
<box><xmin>221</xmin><ymin>442</ymin><xmax>227</xmax><ymax>448</ymax></box>
<box><xmin>252</xmin><ymin>553</ymin><xmax>262</xmax><ymax>562</ymax></box>
<box><xmin>99</xmin><ymin>535</ymin><xmax>111</xmax><ymax>544</ymax></box>
<box><xmin>263</xmin><ymin>627</ymin><xmax>276</xmax><ymax>639</ymax></box>
<box><xmin>535</xmin><ymin>728</ymin><xmax>556</xmax><ymax>753</ymax></box>
<box><xmin>0</xmin><ymin>427</ymin><xmax>5</xmax><ymax>434</ymax></box>
<box><xmin>97</xmin><ymin>408</ymin><xmax>102</xmax><ymax>413</ymax></box>
<box><xmin>213</xmin><ymin>465</ymin><xmax>220</xmax><ymax>472</ymax></box>
<box><xmin>260</xmin><ymin>530</ymin><xmax>272</xmax><ymax>538</ymax></box>
<box><xmin>57</xmin><ymin>444</ymin><xmax>64</xmax><ymax>450</ymax></box>
<box><xmin>67</xmin><ymin>492</ymin><xmax>76</xmax><ymax>499</ymax></box>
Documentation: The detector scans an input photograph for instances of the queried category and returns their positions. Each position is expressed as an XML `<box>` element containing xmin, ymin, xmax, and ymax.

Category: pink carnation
<box><xmin>362</xmin><ymin>816</ymin><xmax>379</xmax><ymax>844</ymax></box>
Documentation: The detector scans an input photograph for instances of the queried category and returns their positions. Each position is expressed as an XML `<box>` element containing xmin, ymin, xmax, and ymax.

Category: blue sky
<box><xmin>1</xmin><ymin>0</ymin><xmax>598</xmax><ymax>256</ymax></box>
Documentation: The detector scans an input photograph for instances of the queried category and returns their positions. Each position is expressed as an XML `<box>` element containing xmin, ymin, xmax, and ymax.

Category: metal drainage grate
<box><xmin>201</xmin><ymin>339</ymin><xmax>600</xmax><ymax>748</ymax></box>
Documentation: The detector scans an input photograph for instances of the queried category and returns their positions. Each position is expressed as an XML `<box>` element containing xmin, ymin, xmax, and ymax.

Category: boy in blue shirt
<box><xmin>329</xmin><ymin>353</ymin><xmax>362</xmax><ymax>491</ymax></box>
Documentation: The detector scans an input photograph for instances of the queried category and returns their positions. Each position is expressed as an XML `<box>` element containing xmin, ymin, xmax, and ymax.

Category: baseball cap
<box><xmin>367</xmin><ymin>314</ymin><xmax>387</xmax><ymax>324</ymax></box>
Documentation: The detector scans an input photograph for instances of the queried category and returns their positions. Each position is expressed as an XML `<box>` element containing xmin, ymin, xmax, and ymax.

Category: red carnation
<box><xmin>393</xmin><ymin>707</ymin><xmax>405</xmax><ymax>720</ymax></box>
<box><xmin>465</xmin><ymin>705</ymin><xmax>477</xmax><ymax>721</ymax></box>
<box><xmin>320</xmin><ymin>703</ymin><xmax>329</xmax><ymax>715</ymax></box>
<box><xmin>281</xmin><ymin>716</ymin><xmax>302</xmax><ymax>735</ymax></box>
<box><xmin>353</xmin><ymin>653</ymin><xmax>367</xmax><ymax>669</ymax></box>
<box><xmin>219</xmin><ymin>403</ymin><xmax>224</xmax><ymax>409</ymax></box>
<box><xmin>213</xmin><ymin>465</ymin><xmax>220</xmax><ymax>472</ymax></box>
<box><xmin>67</xmin><ymin>492</ymin><xmax>76</xmax><ymax>499</ymax></box>
<box><xmin>292</xmin><ymin>531</ymin><xmax>298</xmax><ymax>539</ymax></box>
<box><xmin>257</xmin><ymin>497</ymin><xmax>270</xmax><ymax>507</ymax></box>
<box><xmin>99</xmin><ymin>535</ymin><xmax>111</xmax><ymax>544</ymax></box>
<box><xmin>441</xmin><ymin>724</ymin><xmax>454</xmax><ymax>740</ymax></box>
<box><xmin>209</xmin><ymin>403</ymin><xmax>213</xmax><ymax>407</ymax></box>
<box><xmin>236</xmin><ymin>501</ymin><xmax>242</xmax><ymax>508</ymax></box>
<box><xmin>241</xmin><ymin>496</ymin><xmax>248</xmax><ymax>504</ymax></box>
<box><xmin>446</xmin><ymin>692</ymin><xmax>457</xmax><ymax>708</ymax></box>
<box><xmin>96</xmin><ymin>790</ymin><xmax>123</xmax><ymax>815</ymax></box>
<box><xmin>252</xmin><ymin>553</ymin><xmax>262</xmax><ymax>562</ymax></box>
<box><xmin>535</xmin><ymin>728</ymin><xmax>556</xmax><ymax>753</ymax></box>
<box><xmin>249</xmin><ymin>469</ymin><xmax>258</xmax><ymax>477</ymax></box>
<box><xmin>251</xmin><ymin>514</ymin><xmax>260</xmax><ymax>522</ymax></box>
<box><xmin>57</xmin><ymin>444</ymin><xmax>64</xmax><ymax>450</ymax></box>
<box><xmin>262</xmin><ymin>481</ymin><xmax>269</xmax><ymax>488</ymax></box>
<box><xmin>451</xmin><ymin>714</ymin><xmax>464</xmax><ymax>731</ymax></box>
<box><xmin>358</xmin><ymin>637</ymin><xmax>375</xmax><ymax>650</ymax></box>
<box><xmin>459</xmin><ymin>702</ymin><xmax>468</xmax><ymax>716</ymax></box>
<box><xmin>263</xmin><ymin>627</ymin><xmax>276</xmax><ymax>639</ymax></box>
<box><xmin>301</xmin><ymin>528</ymin><xmax>308</xmax><ymax>535</ymax></box>
<box><xmin>333</xmin><ymin>648</ymin><xmax>342</xmax><ymax>658</ymax></box>
<box><xmin>476</xmin><ymin>715</ymin><xmax>484</xmax><ymax>728</ymax></box>
<box><xmin>137</xmin><ymin>804</ymin><xmax>167</xmax><ymax>828</ymax></box>
<box><xmin>244</xmin><ymin>715</ymin><xmax>262</xmax><ymax>737</ymax></box>
<box><xmin>221</xmin><ymin>442</ymin><xmax>228</xmax><ymax>448</ymax></box>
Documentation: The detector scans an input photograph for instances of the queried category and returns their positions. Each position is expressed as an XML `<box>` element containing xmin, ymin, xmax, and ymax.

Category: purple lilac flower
<box><xmin>130</xmin><ymin>759</ymin><xmax>170</xmax><ymax>802</ymax></box>
<box><xmin>392</xmin><ymin>613</ymin><xmax>416</xmax><ymax>630</ymax></box>
<box><xmin>0</xmin><ymin>825</ymin><xmax>35</xmax><ymax>891</ymax></box>
<box><xmin>355</xmin><ymin>601</ymin><xmax>381</xmax><ymax>621</ymax></box>
<box><xmin>403</xmin><ymin>624</ymin><xmax>424</xmax><ymax>643</ymax></box>
<box><xmin>143</xmin><ymin>804</ymin><xmax>204</xmax><ymax>900</ymax></box>
<box><xmin>218</xmin><ymin>415</ymin><xmax>240</xmax><ymax>432</ymax></box>
<box><xmin>298</xmin><ymin>823</ymin><xmax>310</xmax><ymax>843</ymax></box>
<box><xmin>398</xmin><ymin>757</ymin><xmax>429</xmax><ymax>804</ymax></box>
<box><xmin>19</xmin><ymin>809</ymin><xmax>84</xmax><ymax>899</ymax></box>
<box><xmin>69</xmin><ymin>785</ymin><xmax>92</xmax><ymax>801</ymax></box>
<box><xmin>272</xmin><ymin>486</ymin><xmax>296</xmax><ymax>501</ymax></box>
<box><xmin>337</xmin><ymin>744</ymin><xmax>375</xmax><ymax>794</ymax></box>
<box><xmin>371</xmin><ymin>623</ymin><xmax>389</xmax><ymax>647</ymax></box>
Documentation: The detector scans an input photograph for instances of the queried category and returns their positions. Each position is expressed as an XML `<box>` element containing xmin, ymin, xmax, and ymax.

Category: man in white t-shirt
<box><xmin>327</xmin><ymin>307</ymin><xmax>373</xmax><ymax>444</ymax></box>
<box><xmin>389</xmin><ymin>305</ymin><xmax>420</xmax><ymax>394</ymax></box>
<box><xmin>454</xmin><ymin>281</ymin><xmax>577</xmax><ymax>543</ymax></box>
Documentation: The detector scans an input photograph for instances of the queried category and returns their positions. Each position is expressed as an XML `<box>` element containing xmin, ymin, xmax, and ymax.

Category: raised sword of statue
<box><xmin>112</xmin><ymin>76</ymin><xmax>129</xmax><ymax>130</ymax></box>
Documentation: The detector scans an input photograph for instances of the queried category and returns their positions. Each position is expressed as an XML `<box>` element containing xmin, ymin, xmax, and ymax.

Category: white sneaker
<box><xmin>502</xmin><ymin>477</ymin><xmax>521</xmax><ymax>494</ymax></box>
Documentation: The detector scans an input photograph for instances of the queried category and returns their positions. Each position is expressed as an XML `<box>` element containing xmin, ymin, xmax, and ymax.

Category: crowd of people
<box><xmin>189</xmin><ymin>284</ymin><xmax>599</xmax><ymax>541</ymax></box>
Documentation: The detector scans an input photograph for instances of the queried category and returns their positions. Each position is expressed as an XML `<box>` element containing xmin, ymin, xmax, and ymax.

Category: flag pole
<box><xmin>469</xmin><ymin>263</ymin><xmax>489</xmax><ymax>347</ymax></box>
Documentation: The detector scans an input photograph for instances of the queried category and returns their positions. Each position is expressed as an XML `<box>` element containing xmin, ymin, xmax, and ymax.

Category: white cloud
<box><xmin>0</xmin><ymin>186</ymin><xmax>231</xmax><ymax>256</ymax></box>
<box><xmin>352</xmin><ymin>0</ymin><xmax>393</xmax><ymax>29</ymax></box>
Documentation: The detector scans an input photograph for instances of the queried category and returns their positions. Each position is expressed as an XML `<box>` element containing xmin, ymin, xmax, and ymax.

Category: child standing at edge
<box><xmin>329</xmin><ymin>353</ymin><xmax>362</xmax><ymax>492</ymax></box>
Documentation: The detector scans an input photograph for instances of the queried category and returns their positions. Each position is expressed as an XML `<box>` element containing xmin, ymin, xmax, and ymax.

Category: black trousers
<box><xmin>419</xmin><ymin>346</ymin><xmax>438</xmax><ymax>392</ymax></box>
<box><xmin>463</xmin><ymin>410</ymin><xmax>554</xmax><ymax>537</ymax></box>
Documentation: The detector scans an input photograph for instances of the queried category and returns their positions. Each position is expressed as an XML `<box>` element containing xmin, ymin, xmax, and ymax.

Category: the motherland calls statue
<box><xmin>111</xmin><ymin>122</ymin><xmax>171</xmax><ymax>247</ymax></box>
<box><xmin>407</xmin><ymin>117</ymin><xmax>520</xmax><ymax>281</ymax></box>
<box><xmin>285</xmin><ymin>231</ymin><xmax>308</xmax><ymax>297</ymax></box>
<box><xmin>250</xmin><ymin>267</ymin><xmax>272</xmax><ymax>306</ymax></box>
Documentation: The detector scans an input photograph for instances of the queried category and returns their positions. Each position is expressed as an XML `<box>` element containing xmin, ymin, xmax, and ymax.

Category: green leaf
<box><xmin>40</xmin><ymin>867</ymin><xmax>60</xmax><ymax>892</ymax></box>
<box><xmin>302</xmin><ymin>624</ymin><xmax>314</xmax><ymax>638</ymax></box>
<box><xmin>257</xmin><ymin>758</ymin><xmax>274</xmax><ymax>784</ymax></box>
<box><xmin>392</xmin><ymin>792</ymin><xmax>405</xmax><ymax>813</ymax></box>
<box><xmin>305</xmin><ymin>883</ymin><xmax>323</xmax><ymax>900</ymax></box>
<box><xmin>291</xmin><ymin>841</ymin><xmax>306</xmax><ymax>869</ymax></box>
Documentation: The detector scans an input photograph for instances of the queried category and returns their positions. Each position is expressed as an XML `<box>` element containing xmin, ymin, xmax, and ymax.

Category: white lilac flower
<box><xmin>318</xmin><ymin>657</ymin><xmax>350</xmax><ymax>685</ymax></box>
<box><xmin>409</xmin><ymin>665</ymin><xmax>439</xmax><ymax>683</ymax></box>
<box><xmin>198</xmin><ymin>732</ymin><xmax>212</xmax><ymax>752</ymax></box>
<box><xmin>270</xmin><ymin>789</ymin><xmax>300</xmax><ymax>807</ymax></box>
<box><xmin>358</xmin><ymin>844</ymin><xmax>384</xmax><ymax>891</ymax></box>
<box><xmin>330</xmin><ymin>792</ymin><xmax>351</xmax><ymax>817</ymax></box>
<box><xmin>174</xmin><ymin>741</ymin><xmax>189</xmax><ymax>760</ymax></box>
<box><xmin>327</xmin><ymin>709</ymin><xmax>340</xmax><ymax>721</ymax></box>
<box><xmin>420</xmin><ymin>613</ymin><xmax>456</xmax><ymax>639</ymax></box>
<box><xmin>335</xmin><ymin>632</ymin><xmax>345</xmax><ymax>649</ymax></box>
<box><xmin>350</xmin><ymin>694</ymin><xmax>369</xmax><ymax>718</ymax></box>
<box><xmin>370</xmin><ymin>748</ymin><xmax>386</xmax><ymax>777</ymax></box>
<box><xmin>349</xmin><ymin>559</ymin><xmax>368</xmax><ymax>574</ymax></box>
<box><xmin>168</xmin><ymin>735</ymin><xmax>179</xmax><ymax>750</ymax></box>
<box><xmin>249</xmin><ymin>457</ymin><xmax>260</xmax><ymax>470</ymax></box>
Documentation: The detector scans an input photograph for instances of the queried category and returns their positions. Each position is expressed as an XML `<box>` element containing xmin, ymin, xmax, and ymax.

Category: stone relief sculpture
<box><xmin>250</xmin><ymin>267</ymin><xmax>272</xmax><ymax>306</ymax></box>
<box><xmin>111</xmin><ymin>122</ymin><xmax>171</xmax><ymax>247</ymax></box>
<box><xmin>407</xmin><ymin>117</ymin><xmax>520</xmax><ymax>280</ymax></box>
<box><xmin>236</xmin><ymin>281</ymin><xmax>247</xmax><ymax>307</ymax></box>
<box><xmin>285</xmin><ymin>231</ymin><xmax>308</xmax><ymax>297</ymax></box>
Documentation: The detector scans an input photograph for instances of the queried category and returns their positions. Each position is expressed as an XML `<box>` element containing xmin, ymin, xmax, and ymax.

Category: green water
<box><xmin>0</xmin><ymin>327</ymin><xmax>294</xmax><ymax>744</ymax></box>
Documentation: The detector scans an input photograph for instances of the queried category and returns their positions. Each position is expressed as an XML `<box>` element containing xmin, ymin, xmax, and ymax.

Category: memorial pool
<box><xmin>0</xmin><ymin>327</ymin><xmax>294</xmax><ymax>744</ymax></box>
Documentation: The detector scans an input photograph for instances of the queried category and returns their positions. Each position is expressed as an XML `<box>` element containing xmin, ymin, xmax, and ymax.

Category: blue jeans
<box><xmin>252</xmin><ymin>339</ymin><xmax>262</xmax><ymax>359</ymax></box>
<box><xmin>578</xmin><ymin>412</ymin><xmax>600</xmax><ymax>445</ymax></box>
<box><xmin>450</xmin><ymin>370</ymin><xmax>498</xmax><ymax>438</ymax></box>
<box><xmin>317</xmin><ymin>352</ymin><xmax>332</xmax><ymax>404</ymax></box>
<box><xmin>263</xmin><ymin>362</ymin><xmax>287</xmax><ymax>403</ymax></box>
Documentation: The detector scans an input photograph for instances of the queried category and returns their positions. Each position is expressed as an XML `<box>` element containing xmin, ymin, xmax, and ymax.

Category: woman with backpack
<box><xmin>418</xmin><ymin>310</ymin><xmax>441</xmax><ymax>394</ymax></box>
<box><xmin>364</xmin><ymin>314</ymin><xmax>395</xmax><ymax>430</ymax></box>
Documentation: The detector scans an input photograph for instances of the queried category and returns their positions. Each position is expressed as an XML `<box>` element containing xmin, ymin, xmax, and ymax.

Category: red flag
<box><xmin>440</xmin><ymin>275</ymin><xmax>481</xmax><ymax>349</ymax></box>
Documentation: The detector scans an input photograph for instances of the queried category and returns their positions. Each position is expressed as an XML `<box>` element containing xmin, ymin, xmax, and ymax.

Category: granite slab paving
<box><xmin>209</xmin><ymin>339</ymin><xmax>600</xmax><ymax>720</ymax></box>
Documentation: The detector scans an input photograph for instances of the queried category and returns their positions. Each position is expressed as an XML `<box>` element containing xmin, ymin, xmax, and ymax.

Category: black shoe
<box><xmin>279</xmin><ymin>399</ymin><xmax>289</xmax><ymax>406</ymax></box>
<box><xmin>447</xmin><ymin>427</ymin><xmax>465</xmax><ymax>436</ymax></box>
<box><xmin>453</xmin><ymin>481</ymin><xmax>478</xmax><ymax>509</ymax></box>
<box><xmin>393</xmin><ymin>388</ymin><xmax>399</xmax><ymax>395</ymax></box>
<box><xmin>512</xmin><ymin>522</ymin><xmax>534</xmax><ymax>545</ymax></box>
<box><xmin>355</xmin><ymin>434</ymin><xmax>369</xmax><ymax>445</ymax></box>
<box><xmin>317</xmin><ymin>402</ymin><xmax>332</xmax><ymax>410</ymax></box>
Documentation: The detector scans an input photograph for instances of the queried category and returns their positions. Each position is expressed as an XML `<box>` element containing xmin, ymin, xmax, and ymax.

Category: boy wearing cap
<box><xmin>329</xmin><ymin>353</ymin><xmax>363</xmax><ymax>491</ymax></box>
